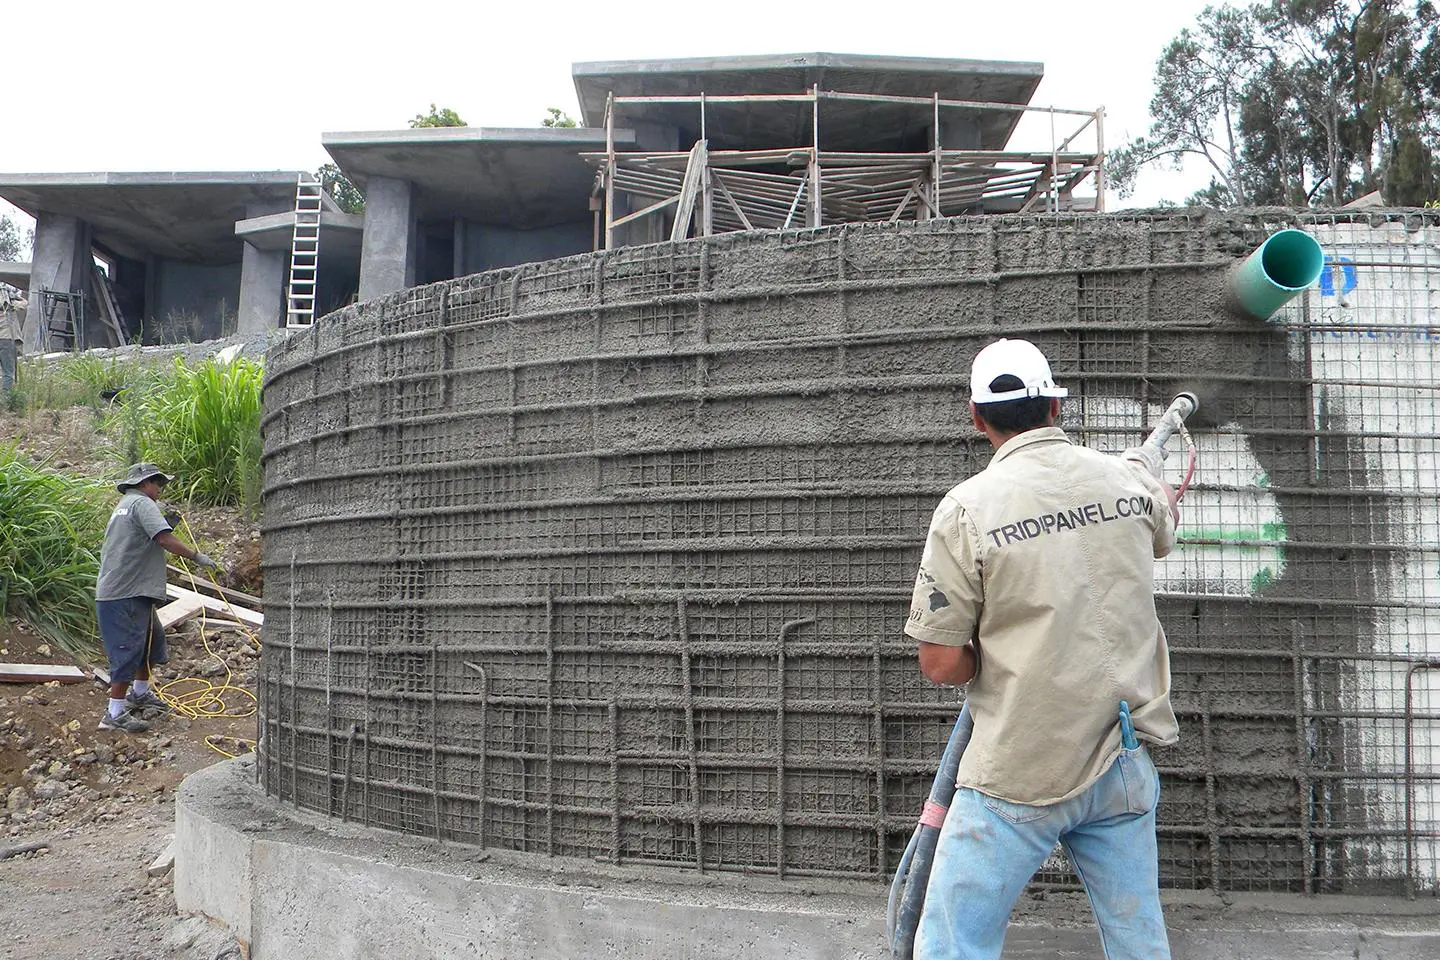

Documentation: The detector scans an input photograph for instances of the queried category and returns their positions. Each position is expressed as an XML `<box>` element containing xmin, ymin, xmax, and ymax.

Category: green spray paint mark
<box><xmin>1177</xmin><ymin>521</ymin><xmax>1289</xmax><ymax>546</ymax></box>
<box><xmin>1250</xmin><ymin>567</ymin><xmax>1278</xmax><ymax>592</ymax></box>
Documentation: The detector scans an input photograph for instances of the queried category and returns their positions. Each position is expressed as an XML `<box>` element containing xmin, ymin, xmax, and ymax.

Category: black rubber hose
<box><xmin>889</xmin><ymin>701</ymin><xmax>974</xmax><ymax>959</ymax></box>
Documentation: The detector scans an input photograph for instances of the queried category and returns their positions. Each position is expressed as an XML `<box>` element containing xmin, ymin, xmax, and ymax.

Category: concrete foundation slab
<box><xmin>177</xmin><ymin>757</ymin><xmax>1440</xmax><ymax>960</ymax></box>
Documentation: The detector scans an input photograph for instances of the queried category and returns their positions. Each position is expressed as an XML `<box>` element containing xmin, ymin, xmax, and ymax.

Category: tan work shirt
<box><xmin>905</xmin><ymin>426</ymin><xmax>1179</xmax><ymax>805</ymax></box>
<box><xmin>0</xmin><ymin>297</ymin><xmax>25</xmax><ymax>342</ymax></box>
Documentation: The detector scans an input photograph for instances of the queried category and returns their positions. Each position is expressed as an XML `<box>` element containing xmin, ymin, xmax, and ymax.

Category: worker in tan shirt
<box><xmin>907</xmin><ymin>338</ymin><xmax>1180</xmax><ymax>960</ymax></box>
<box><xmin>0</xmin><ymin>291</ymin><xmax>26</xmax><ymax>398</ymax></box>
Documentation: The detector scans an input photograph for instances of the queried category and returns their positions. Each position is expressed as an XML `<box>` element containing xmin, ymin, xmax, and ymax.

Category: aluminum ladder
<box><xmin>285</xmin><ymin>175</ymin><xmax>324</xmax><ymax>328</ymax></box>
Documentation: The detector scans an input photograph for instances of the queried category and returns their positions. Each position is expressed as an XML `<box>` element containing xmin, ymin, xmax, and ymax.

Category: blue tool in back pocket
<box><xmin>1119</xmin><ymin>700</ymin><xmax>1139</xmax><ymax>750</ymax></box>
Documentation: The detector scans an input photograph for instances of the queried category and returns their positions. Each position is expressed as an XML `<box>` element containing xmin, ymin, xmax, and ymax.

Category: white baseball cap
<box><xmin>969</xmin><ymin>338</ymin><xmax>1069</xmax><ymax>404</ymax></box>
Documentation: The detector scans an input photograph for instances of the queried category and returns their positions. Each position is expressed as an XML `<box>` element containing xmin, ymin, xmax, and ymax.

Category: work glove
<box><xmin>163</xmin><ymin>508</ymin><xmax>183</xmax><ymax>529</ymax></box>
<box><xmin>192</xmin><ymin>552</ymin><xmax>220</xmax><ymax>571</ymax></box>
<box><xmin>1120</xmin><ymin>445</ymin><xmax>1164</xmax><ymax>480</ymax></box>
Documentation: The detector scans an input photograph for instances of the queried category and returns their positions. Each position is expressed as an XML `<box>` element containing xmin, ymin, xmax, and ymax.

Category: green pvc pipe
<box><xmin>1226</xmin><ymin>229</ymin><xmax>1325</xmax><ymax>322</ymax></box>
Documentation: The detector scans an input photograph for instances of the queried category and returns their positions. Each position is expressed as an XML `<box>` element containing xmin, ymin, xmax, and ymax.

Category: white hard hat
<box><xmin>969</xmin><ymin>338</ymin><xmax>1069</xmax><ymax>404</ymax></box>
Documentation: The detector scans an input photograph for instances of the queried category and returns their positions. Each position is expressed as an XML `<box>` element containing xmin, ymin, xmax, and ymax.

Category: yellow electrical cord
<box><xmin>156</xmin><ymin>518</ymin><xmax>262</xmax><ymax>758</ymax></box>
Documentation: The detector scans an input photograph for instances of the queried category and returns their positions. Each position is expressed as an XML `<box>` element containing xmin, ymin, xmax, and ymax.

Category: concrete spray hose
<box><xmin>886</xmin><ymin>229</ymin><xmax>1326</xmax><ymax>957</ymax></box>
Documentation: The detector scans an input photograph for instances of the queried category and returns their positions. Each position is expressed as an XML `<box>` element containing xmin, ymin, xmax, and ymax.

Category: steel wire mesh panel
<box><xmin>260</xmin><ymin>211</ymin><xmax>1440</xmax><ymax>892</ymax></box>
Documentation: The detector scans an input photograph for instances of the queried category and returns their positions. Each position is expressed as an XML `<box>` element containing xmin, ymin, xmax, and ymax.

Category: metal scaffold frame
<box><xmin>589</xmin><ymin>88</ymin><xmax>1106</xmax><ymax>248</ymax></box>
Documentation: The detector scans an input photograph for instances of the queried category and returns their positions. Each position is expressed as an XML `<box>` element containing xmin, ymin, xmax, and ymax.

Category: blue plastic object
<box><xmin>1119</xmin><ymin>700</ymin><xmax>1139</xmax><ymax>750</ymax></box>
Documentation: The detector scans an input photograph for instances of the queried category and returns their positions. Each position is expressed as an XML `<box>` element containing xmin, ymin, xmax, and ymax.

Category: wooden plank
<box><xmin>604</xmin><ymin>93</ymin><xmax>615</xmax><ymax>250</ymax></box>
<box><xmin>157</xmin><ymin>596</ymin><xmax>207</xmax><ymax>631</ymax></box>
<box><xmin>610</xmin><ymin>194</ymin><xmax>680</xmax><ymax>228</ymax></box>
<box><xmin>0</xmin><ymin>840</ymin><xmax>50</xmax><ymax>860</ymax></box>
<box><xmin>669</xmin><ymin>140</ymin><xmax>708</xmax><ymax>243</ymax></box>
<box><xmin>817</xmin><ymin>89</ymin><xmax>1096</xmax><ymax>117</ymax></box>
<box><xmin>711</xmin><ymin>174</ymin><xmax>754</xmax><ymax>230</ymax></box>
<box><xmin>613</xmin><ymin>94</ymin><xmax>814</xmax><ymax>106</ymax></box>
<box><xmin>166</xmin><ymin>564</ymin><xmax>264</xmax><ymax>610</ymax></box>
<box><xmin>165</xmin><ymin>583</ymin><xmax>263</xmax><ymax>629</ymax></box>
<box><xmin>888</xmin><ymin>180</ymin><xmax>921</xmax><ymax>222</ymax></box>
<box><xmin>0</xmin><ymin>663</ymin><xmax>86</xmax><ymax>684</ymax></box>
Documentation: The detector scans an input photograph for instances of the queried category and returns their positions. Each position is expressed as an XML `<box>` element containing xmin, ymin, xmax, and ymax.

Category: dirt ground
<box><xmin>1</xmin><ymin>407</ymin><xmax>260</xmax><ymax>959</ymax></box>
<box><xmin>1</xmin><ymin>614</ymin><xmax>257</xmax><ymax>960</ymax></box>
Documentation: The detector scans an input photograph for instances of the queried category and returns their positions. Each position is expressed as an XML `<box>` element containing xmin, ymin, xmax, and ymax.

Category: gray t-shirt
<box><xmin>96</xmin><ymin>492</ymin><xmax>172</xmax><ymax>601</ymax></box>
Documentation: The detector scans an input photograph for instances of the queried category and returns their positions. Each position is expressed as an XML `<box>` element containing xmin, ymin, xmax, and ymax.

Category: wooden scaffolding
<box><xmin>588</xmin><ymin>88</ymin><xmax>1106</xmax><ymax>248</ymax></box>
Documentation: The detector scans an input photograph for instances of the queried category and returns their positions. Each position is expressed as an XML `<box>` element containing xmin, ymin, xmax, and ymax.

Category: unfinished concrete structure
<box><xmin>253</xmin><ymin>210</ymin><xmax>1440</xmax><ymax>901</ymax></box>
<box><xmin>0</xmin><ymin>54</ymin><xmax>1095</xmax><ymax>347</ymax></box>
<box><xmin>323</xmin><ymin>53</ymin><xmax>1101</xmax><ymax>304</ymax></box>
<box><xmin>319</xmin><ymin>126</ymin><xmax>631</xmax><ymax>302</ymax></box>
<box><xmin>0</xmin><ymin>172</ymin><xmax>351</xmax><ymax>347</ymax></box>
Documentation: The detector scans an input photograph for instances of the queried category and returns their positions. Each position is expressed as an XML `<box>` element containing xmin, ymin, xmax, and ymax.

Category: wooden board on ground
<box><xmin>165</xmin><ymin>565</ymin><xmax>263</xmax><ymax>610</ymax></box>
<box><xmin>0</xmin><ymin>663</ymin><xmax>87</xmax><ymax>684</ymax></box>
<box><xmin>164</xmin><ymin>584</ymin><xmax>263</xmax><ymax>629</ymax></box>
<box><xmin>157</xmin><ymin>596</ymin><xmax>208</xmax><ymax>631</ymax></box>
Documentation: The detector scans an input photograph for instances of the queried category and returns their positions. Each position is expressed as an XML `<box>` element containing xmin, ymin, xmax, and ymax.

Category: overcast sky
<box><xmin>0</xmin><ymin>0</ymin><xmax>1217</xmax><ymax>239</ymax></box>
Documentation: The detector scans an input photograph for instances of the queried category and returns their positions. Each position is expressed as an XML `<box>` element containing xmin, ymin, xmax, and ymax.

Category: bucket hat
<box><xmin>117</xmin><ymin>462</ymin><xmax>172</xmax><ymax>493</ymax></box>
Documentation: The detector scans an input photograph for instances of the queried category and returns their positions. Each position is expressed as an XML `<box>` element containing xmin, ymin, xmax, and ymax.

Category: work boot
<box><xmin>125</xmin><ymin>689</ymin><xmax>171</xmax><ymax>720</ymax></box>
<box><xmin>97</xmin><ymin>706</ymin><xmax>151</xmax><ymax>733</ymax></box>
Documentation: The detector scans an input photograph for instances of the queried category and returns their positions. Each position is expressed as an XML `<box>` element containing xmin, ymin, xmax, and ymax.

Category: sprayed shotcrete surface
<box><xmin>258</xmin><ymin>210</ymin><xmax>1434</xmax><ymax>894</ymax></box>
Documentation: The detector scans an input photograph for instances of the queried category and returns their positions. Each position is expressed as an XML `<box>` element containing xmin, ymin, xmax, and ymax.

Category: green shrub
<box><xmin>0</xmin><ymin>447</ymin><xmax>109</xmax><ymax>660</ymax></box>
<box><xmin>113</xmin><ymin>356</ymin><xmax>264</xmax><ymax>513</ymax></box>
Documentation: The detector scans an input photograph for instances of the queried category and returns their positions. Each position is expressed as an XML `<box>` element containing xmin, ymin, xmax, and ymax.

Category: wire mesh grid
<box><xmin>260</xmin><ymin>210</ymin><xmax>1440</xmax><ymax>892</ymax></box>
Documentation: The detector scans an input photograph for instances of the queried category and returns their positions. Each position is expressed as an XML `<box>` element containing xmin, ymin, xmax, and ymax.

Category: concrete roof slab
<box><xmin>236</xmin><ymin>210</ymin><xmax>365</xmax><ymax>256</ymax></box>
<box><xmin>0</xmin><ymin>261</ymin><xmax>29</xmax><ymax>292</ymax></box>
<box><xmin>0</xmin><ymin>172</ymin><xmax>304</xmax><ymax>265</ymax></box>
<box><xmin>572</xmin><ymin>52</ymin><xmax>1045</xmax><ymax>151</ymax></box>
<box><xmin>322</xmin><ymin>127</ymin><xmax>636</xmax><ymax>229</ymax></box>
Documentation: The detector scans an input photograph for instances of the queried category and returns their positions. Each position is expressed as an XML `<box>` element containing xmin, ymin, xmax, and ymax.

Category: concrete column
<box><xmin>237</xmin><ymin>241</ymin><xmax>286</xmax><ymax>334</ymax></box>
<box><xmin>358</xmin><ymin>177</ymin><xmax>416</xmax><ymax>301</ymax></box>
<box><xmin>452</xmin><ymin>217</ymin><xmax>466</xmax><ymax>280</ymax></box>
<box><xmin>23</xmin><ymin>213</ymin><xmax>92</xmax><ymax>350</ymax></box>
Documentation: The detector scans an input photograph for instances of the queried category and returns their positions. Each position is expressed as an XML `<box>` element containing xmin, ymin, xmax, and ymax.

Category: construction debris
<box><xmin>0</xmin><ymin>839</ymin><xmax>50</xmax><ymax>861</ymax></box>
<box><xmin>163</xmin><ymin>584</ymin><xmax>262</xmax><ymax>630</ymax></box>
<box><xmin>147</xmin><ymin>836</ymin><xmax>176</xmax><ymax>877</ymax></box>
<box><xmin>0</xmin><ymin>664</ymin><xmax>87</xmax><ymax>684</ymax></box>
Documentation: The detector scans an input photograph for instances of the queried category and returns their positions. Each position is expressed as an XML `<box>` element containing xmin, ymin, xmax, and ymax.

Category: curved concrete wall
<box><xmin>259</xmin><ymin>212</ymin><xmax>1440</xmax><ymax>893</ymax></box>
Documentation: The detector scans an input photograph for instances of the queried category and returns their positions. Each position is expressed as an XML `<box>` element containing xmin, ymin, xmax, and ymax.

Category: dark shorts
<box><xmin>96</xmin><ymin>597</ymin><xmax>168</xmax><ymax>685</ymax></box>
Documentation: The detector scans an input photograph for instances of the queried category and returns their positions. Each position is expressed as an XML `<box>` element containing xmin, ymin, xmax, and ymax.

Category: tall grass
<box><xmin>10</xmin><ymin>353</ymin><xmax>152</xmax><ymax>414</ymax></box>
<box><xmin>114</xmin><ymin>356</ymin><xmax>264</xmax><ymax>514</ymax></box>
<box><xmin>0</xmin><ymin>447</ymin><xmax>109</xmax><ymax>661</ymax></box>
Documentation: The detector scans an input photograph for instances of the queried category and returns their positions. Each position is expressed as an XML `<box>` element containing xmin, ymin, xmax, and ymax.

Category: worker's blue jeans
<box><xmin>915</xmin><ymin>745</ymin><xmax>1170</xmax><ymax>960</ymax></box>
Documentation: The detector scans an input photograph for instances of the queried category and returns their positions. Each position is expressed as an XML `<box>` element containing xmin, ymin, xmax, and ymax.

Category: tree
<box><xmin>317</xmin><ymin>163</ymin><xmax>366</xmax><ymax>215</ymax></box>
<box><xmin>1108</xmin><ymin>5</ymin><xmax>1265</xmax><ymax>205</ymax></box>
<box><xmin>1115</xmin><ymin>1</ymin><xmax>1440</xmax><ymax>207</ymax></box>
<box><xmin>542</xmin><ymin>108</ymin><xmax>578</xmax><ymax>128</ymax></box>
<box><xmin>0</xmin><ymin>215</ymin><xmax>22</xmax><ymax>262</ymax></box>
<box><xmin>410</xmin><ymin>104</ymin><xmax>466</xmax><ymax>128</ymax></box>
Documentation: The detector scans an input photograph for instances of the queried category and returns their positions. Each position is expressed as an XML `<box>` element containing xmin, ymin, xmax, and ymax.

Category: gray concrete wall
<box><xmin>358</xmin><ymin>176</ymin><xmax>416</xmax><ymax>301</ymax></box>
<box><xmin>937</xmin><ymin>115</ymin><xmax>982</xmax><ymax>150</ymax></box>
<box><xmin>462</xmin><ymin>221</ymin><xmax>593</xmax><ymax>275</ymax></box>
<box><xmin>237</xmin><ymin>242</ymin><xmax>285</xmax><ymax>335</ymax></box>
<box><xmin>152</xmin><ymin>260</ymin><xmax>241</xmax><ymax>341</ymax></box>
<box><xmin>259</xmin><ymin>212</ymin><xmax>1436</xmax><ymax>895</ymax></box>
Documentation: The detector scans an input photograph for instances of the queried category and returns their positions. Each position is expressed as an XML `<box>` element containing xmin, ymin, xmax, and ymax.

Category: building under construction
<box><xmin>0</xmin><ymin>53</ymin><xmax>1103</xmax><ymax>350</ymax></box>
<box><xmin>8</xmin><ymin>51</ymin><xmax>1413</xmax><ymax>959</ymax></box>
